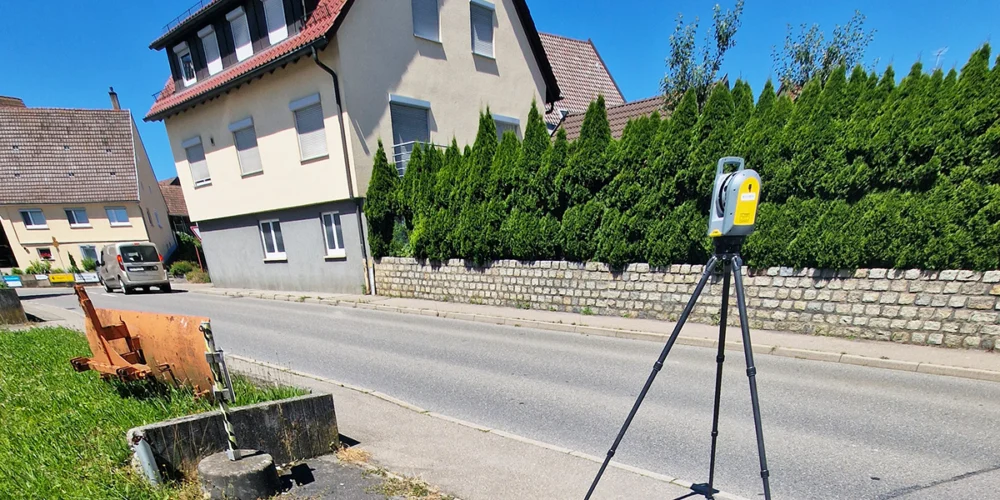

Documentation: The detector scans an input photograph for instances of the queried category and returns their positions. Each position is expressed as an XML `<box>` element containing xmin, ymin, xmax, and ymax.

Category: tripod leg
<box><xmin>585</xmin><ymin>257</ymin><xmax>719</xmax><ymax>500</ymax></box>
<box><xmin>704</xmin><ymin>260</ymin><xmax>732</xmax><ymax>499</ymax></box>
<box><xmin>731</xmin><ymin>256</ymin><xmax>772</xmax><ymax>500</ymax></box>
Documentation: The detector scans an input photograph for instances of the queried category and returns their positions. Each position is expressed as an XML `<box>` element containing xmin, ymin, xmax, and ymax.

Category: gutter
<box><xmin>310</xmin><ymin>45</ymin><xmax>375</xmax><ymax>295</ymax></box>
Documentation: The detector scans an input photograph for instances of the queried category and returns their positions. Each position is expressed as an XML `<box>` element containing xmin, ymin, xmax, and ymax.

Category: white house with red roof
<box><xmin>145</xmin><ymin>0</ymin><xmax>561</xmax><ymax>294</ymax></box>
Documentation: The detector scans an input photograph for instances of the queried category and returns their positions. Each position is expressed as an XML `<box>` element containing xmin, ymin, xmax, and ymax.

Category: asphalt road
<box><xmin>17</xmin><ymin>287</ymin><xmax>1000</xmax><ymax>499</ymax></box>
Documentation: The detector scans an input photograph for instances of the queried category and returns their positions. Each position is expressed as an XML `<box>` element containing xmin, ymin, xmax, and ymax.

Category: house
<box><xmin>558</xmin><ymin>95</ymin><xmax>665</xmax><ymax>140</ymax></box>
<box><xmin>0</xmin><ymin>91</ymin><xmax>176</xmax><ymax>272</ymax></box>
<box><xmin>538</xmin><ymin>32</ymin><xmax>624</xmax><ymax>130</ymax></box>
<box><xmin>158</xmin><ymin>177</ymin><xmax>192</xmax><ymax>234</ymax></box>
<box><xmin>144</xmin><ymin>0</ymin><xmax>560</xmax><ymax>294</ymax></box>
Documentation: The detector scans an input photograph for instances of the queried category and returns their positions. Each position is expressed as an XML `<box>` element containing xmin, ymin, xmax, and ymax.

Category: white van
<box><xmin>98</xmin><ymin>242</ymin><xmax>170</xmax><ymax>294</ymax></box>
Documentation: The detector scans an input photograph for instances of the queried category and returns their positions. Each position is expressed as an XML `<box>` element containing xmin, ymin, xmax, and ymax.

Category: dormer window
<box><xmin>198</xmin><ymin>25</ymin><xmax>223</xmax><ymax>75</ymax></box>
<box><xmin>173</xmin><ymin>42</ymin><xmax>196</xmax><ymax>87</ymax></box>
<box><xmin>227</xmin><ymin>7</ymin><xmax>253</xmax><ymax>61</ymax></box>
<box><xmin>263</xmin><ymin>0</ymin><xmax>288</xmax><ymax>45</ymax></box>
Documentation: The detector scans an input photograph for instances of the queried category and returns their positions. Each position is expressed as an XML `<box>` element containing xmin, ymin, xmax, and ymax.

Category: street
<box><xmin>17</xmin><ymin>287</ymin><xmax>1000</xmax><ymax>499</ymax></box>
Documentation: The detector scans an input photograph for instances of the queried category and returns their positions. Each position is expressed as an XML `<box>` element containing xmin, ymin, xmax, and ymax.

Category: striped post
<box><xmin>200</xmin><ymin>321</ymin><xmax>241</xmax><ymax>461</ymax></box>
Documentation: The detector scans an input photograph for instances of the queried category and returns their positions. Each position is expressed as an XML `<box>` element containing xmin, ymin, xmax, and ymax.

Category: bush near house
<box><xmin>11</xmin><ymin>268</ymin><xmax>23</xmax><ymax>276</ymax></box>
<box><xmin>366</xmin><ymin>46</ymin><xmax>1000</xmax><ymax>271</ymax></box>
<box><xmin>81</xmin><ymin>258</ymin><xmax>97</xmax><ymax>272</ymax></box>
<box><xmin>168</xmin><ymin>260</ymin><xmax>196</xmax><ymax>277</ymax></box>
<box><xmin>25</xmin><ymin>260</ymin><xmax>51</xmax><ymax>275</ymax></box>
<box><xmin>185</xmin><ymin>270</ymin><xmax>211</xmax><ymax>283</ymax></box>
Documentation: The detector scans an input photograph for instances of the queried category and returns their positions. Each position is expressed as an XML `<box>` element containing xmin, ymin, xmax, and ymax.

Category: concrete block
<box><xmin>0</xmin><ymin>289</ymin><xmax>27</xmax><ymax>325</ymax></box>
<box><xmin>128</xmin><ymin>394</ymin><xmax>338</xmax><ymax>481</ymax></box>
<box><xmin>198</xmin><ymin>450</ymin><xmax>279</xmax><ymax>500</ymax></box>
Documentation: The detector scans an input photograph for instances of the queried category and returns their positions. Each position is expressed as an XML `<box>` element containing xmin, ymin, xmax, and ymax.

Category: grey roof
<box><xmin>0</xmin><ymin>107</ymin><xmax>139</xmax><ymax>204</ymax></box>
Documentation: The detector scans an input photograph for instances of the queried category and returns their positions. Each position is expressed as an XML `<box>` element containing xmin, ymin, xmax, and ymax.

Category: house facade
<box><xmin>0</xmin><ymin>93</ymin><xmax>176</xmax><ymax>272</ymax></box>
<box><xmin>145</xmin><ymin>0</ymin><xmax>560</xmax><ymax>294</ymax></box>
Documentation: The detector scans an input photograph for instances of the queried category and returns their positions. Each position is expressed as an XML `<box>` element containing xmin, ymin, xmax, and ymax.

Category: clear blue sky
<box><xmin>1</xmin><ymin>1</ymin><xmax>997</xmax><ymax>181</ymax></box>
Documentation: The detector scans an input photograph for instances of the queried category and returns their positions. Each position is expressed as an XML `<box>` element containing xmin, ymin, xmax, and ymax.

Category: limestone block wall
<box><xmin>374</xmin><ymin>258</ymin><xmax>1000</xmax><ymax>350</ymax></box>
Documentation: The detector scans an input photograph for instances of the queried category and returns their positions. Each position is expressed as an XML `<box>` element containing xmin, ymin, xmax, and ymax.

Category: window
<box><xmin>37</xmin><ymin>248</ymin><xmax>53</xmax><ymax>261</ymax></box>
<box><xmin>173</xmin><ymin>42</ymin><xmax>197</xmax><ymax>87</ymax></box>
<box><xmin>412</xmin><ymin>0</ymin><xmax>439</xmax><ymax>41</ymax></box>
<box><xmin>121</xmin><ymin>245</ymin><xmax>160</xmax><ymax>263</ymax></box>
<box><xmin>183</xmin><ymin>136</ymin><xmax>211</xmax><ymax>186</ymax></box>
<box><xmin>106</xmin><ymin>206</ymin><xmax>130</xmax><ymax>226</ymax></box>
<box><xmin>389</xmin><ymin>97</ymin><xmax>431</xmax><ymax>176</ymax></box>
<box><xmin>199</xmin><ymin>25</ymin><xmax>223</xmax><ymax>75</ymax></box>
<box><xmin>155</xmin><ymin>210</ymin><xmax>162</xmax><ymax>228</ymax></box>
<box><xmin>79</xmin><ymin>245</ymin><xmax>98</xmax><ymax>262</ymax></box>
<box><xmin>20</xmin><ymin>209</ymin><xmax>46</xmax><ymax>229</ymax></box>
<box><xmin>493</xmin><ymin>114</ymin><xmax>521</xmax><ymax>140</ymax></box>
<box><xmin>262</xmin><ymin>0</ymin><xmax>288</xmax><ymax>44</ymax></box>
<box><xmin>65</xmin><ymin>208</ymin><xmax>90</xmax><ymax>228</ymax></box>
<box><xmin>470</xmin><ymin>0</ymin><xmax>494</xmax><ymax>58</ymax></box>
<box><xmin>146</xmin><ymin>208</ymin><xmax>152</xmax><ymax>225</ymax></box>
<box><xmin>227</xmin><ymin>7</ymin><xmax>253</xmax><ymax>61</ymax></box>
<box><xmin>229</xmin><ymin>117</ymin><xmax>263</xmax><ymax>175</ymax></box>
<box><xmin>259</xmin><ymin>220</ymin><xmax>286</xmax><ymax>260</ymax></box>
<box><xmin>290</xmin><ymin>94</ymin><xmax>328</xmax><ymax>161</ymax></box>
<box><xmin>321</xmin><ymin>212</ymin><xmax>346</xmax><ymax>258</ymax></box>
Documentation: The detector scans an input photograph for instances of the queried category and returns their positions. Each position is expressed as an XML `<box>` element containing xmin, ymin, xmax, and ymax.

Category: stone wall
<box><xmin>374</xmin><ymin>257</ymin><xmax>1000</xmax><ymax>350</ymax></box>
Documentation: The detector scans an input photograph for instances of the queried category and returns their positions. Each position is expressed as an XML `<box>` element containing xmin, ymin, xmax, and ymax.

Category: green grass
<box><xmin>0</xmin><ymin>326</ymin><xmax>306</xmax><ymax>499</ymax></box>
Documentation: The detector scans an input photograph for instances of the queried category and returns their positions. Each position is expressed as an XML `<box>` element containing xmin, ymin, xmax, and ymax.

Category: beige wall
<box><xmin>163</xmin><ymin>58</ymin><xmax>352</xmax><ymax>222</ymax></box>
<box><xmin>0</xmin><ymin>203</ymin><xmax>151</xmax><ymax>270</ymax></box>
<box><xmin>335</xmin><ymin>0</ymin><xmax>549</xmax><ymax>195</ymax></box>
<box><xmin>132</xmin><ymin>119</ymin><xmax>178</xmax><ymax>256</ymax></box>
<box><xmin>161</xmin><ymin>0</ymin><xmax>549</xmax><ymax>221</ymax></box>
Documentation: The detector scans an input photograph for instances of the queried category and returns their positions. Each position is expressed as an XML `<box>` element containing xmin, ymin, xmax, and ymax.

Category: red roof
<box><xmin>558</xmin><ymin>95</ymin><xmax>665</xmax><ymax>141</ymax></box>
<box><xmin>539</xmin><ymin>33</ymin><xmax>624</xmax><ymax>126</ymax></box>
<box><xmin>158</xmin><ymin>178</ymin><xmax>189</xmax><ymax>217</ymax></box>
<box><xmin>146</xmin><ymin>0</ymin><xmax>348</xmax><ymax>121</ymax></box>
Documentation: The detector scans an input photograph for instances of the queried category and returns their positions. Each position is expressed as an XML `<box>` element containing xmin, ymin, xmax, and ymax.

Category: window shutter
<box><xmin>470</xmin><ymin>4</ymin><xmax>493</xmax><ymax>57</ymax></box>
<box><xmin>186</xmin><ymin>143</ymin><xmax>210</xmax><ymax>183</ymax></box>
<box><xmin>390</xmin><ymin>103</ymin><xmax>430</xmax><ymax>174</ymax></box>
<box><xmin>230</xmin><ymin>12</ymin><xmax>252</xmax><ymax>61</ymax></box>
<box><xmin>294</xmin><ymin>103</ymin><xmax>328</xmax><ymax>160</ymax></box>
<box><xmin>201</xmin><ymin>29</ymin><xmax>222</xmax><ymax>75</ymax></box>
<box><xmin>263</xmin><ymin>0</ymin><xmax>288</xmax><ymax>44</ymax></box>
<box><xmin>412</xmin><ymin>0</ymin><xmax>439</xmax><ymax>40</ymax></box>
<box><xmin>234</xmin><ymin>127</ymin><xmax>263</xmax><ymax>175</ymax></box>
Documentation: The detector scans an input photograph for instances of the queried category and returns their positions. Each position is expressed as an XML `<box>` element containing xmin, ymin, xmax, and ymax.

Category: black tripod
<box><xmin>584</xmin><ymin>237</ymin><xmax>772</xmax><ymax>500</ymax></box>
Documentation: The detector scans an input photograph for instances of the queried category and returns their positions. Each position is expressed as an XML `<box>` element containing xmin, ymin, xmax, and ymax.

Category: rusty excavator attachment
<box><xmin>70</xmin><ymin>285</ymin><xmax>217</xmax><ymax>398</ymax></box>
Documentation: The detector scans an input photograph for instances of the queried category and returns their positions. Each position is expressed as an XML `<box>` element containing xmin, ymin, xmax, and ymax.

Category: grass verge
<box><xmin>0</xmin><ymin>326</ymin><xmax>305</xmax><ymax>499</ymax></box>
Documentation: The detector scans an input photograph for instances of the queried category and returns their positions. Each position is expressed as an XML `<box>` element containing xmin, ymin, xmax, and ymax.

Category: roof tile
<box><xmin>558</xmin><ymin>95</ymin><xmax>665</xmax><ymax>141</ymax></box>
<box><xmin>539</xmin><ymin>33</ymin><xmax>625</xmax><ymax>125</ymax></box>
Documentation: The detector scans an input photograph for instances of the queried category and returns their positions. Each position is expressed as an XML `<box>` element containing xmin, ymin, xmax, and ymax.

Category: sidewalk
<box><xmin>179</xmin><ymin>283</ymin><xmax>1000</xmax><ymax>383</ymax></box>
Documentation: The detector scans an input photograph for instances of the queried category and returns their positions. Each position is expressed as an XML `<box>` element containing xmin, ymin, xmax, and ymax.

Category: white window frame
<box><xmin>227</xmin><ymin>6</ymin><xmax>253</xmax><ymax>62</ymax></box>
<box><xmin>65</xmin><ymin>208</ymin><xmax>91</xmax><ymax>228</ymax></box>
<box><xmin>321</xmin><ymin>212</ymin><xmax>346</xmax><ymax>259</ymax></box>
<box><xmin>105</xmin><ymin>206</ymin><xmax>131</xmax><ymax>227</ymax></box>
<box><xmin>412</xmin><ymin>0</ymin><xmax>440</xmax><ymax>42</ymax></box>
<box><xmin>173</xmin><ymin>42</ymin><xmax>197</xmax><ymax>87</ymax></box>
<box><xmin>155</xmin><ymin>210</ymin><xmax>162</xmax><ymax>228</ymax></box>
<box><xmin>493</xmin><ymin>113</ymin><xmax>521</xmax><ymax>139</ymax></box>
<box><xmin>470</xmin><ymin>0</ymin><xmax>495</xmax><ymax>59</ymax></box>
<box><xmin>183</xmin><ymin>136</ymin><xmax>212</xmax><ymax>187</ymax></box>
<box><xmin>262</xmin><ymin>0</ymin><xmax>288</xmax><ymax>45</ymax></box>
<box><xmin>229</xmin><ymin>116</ymin><xmax>264</xmax><ymax>176</ymax></box>
<box><xmin>259</xmin><ymin>219</ymin><xmax>287</xmax><ymax>261</ymax></box>
<box><xmin>20</xmin><ymin>209</ymin><xmax>47</xmax><ymax>229</ymax></box>
<box><xmin>79</xmin><ymin>245</ymin><xmax>98</xmax><ymax>262</ymax></box>
<box><xmin>198</xmin><ymin>25</ymin><xmax>223</xmax><ymax>75</ymax></box>
<box><xmin>290</xmin><ymin>93</ymin><xmax>329</xmax><ymax>161</ymax></box>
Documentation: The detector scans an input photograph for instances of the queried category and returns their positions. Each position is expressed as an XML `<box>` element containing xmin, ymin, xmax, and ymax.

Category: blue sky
<box><xmin>1</xmin><ymin>0</ymin><xmax>997</xmax><ymax>181</ymax></box>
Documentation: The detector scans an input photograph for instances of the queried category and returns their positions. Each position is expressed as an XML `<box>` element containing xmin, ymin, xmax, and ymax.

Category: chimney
<box><xmin>0</xmin><ymin>96</ymin><xmax>26</xmax><ymax>108</ymax></box>
<box><xmin>109</xmin><ymin>86</ymin><xmax>120</xmax><ymax>110</ymax></box>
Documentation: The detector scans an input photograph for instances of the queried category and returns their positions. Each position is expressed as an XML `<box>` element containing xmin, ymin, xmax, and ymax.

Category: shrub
<box><xmin>561</xmin><ymin>200</ymin><xmax>604</xmax><ymax>262</ymax></box>
<box><xmin>25</xmin><ymin>260</ymin><xmax>51</xmax><ymax>275</ymax></box>
<box><xmin>169</xmin><ymin>261</ymin><xmax>196</xmax><ymax>277</ymax></box>
<box><xmin>185</xmin><ymin>270</ymin><xmax>211</xmax><ymax>283</ymax></box>
<box><xmin>11</xmin><ymin>268</ymin><xmax>23</xmax><ymax>275</ymax></box>
<box><xmin>365</xmin><ymin>141</ymin><xmax>399</xmax><ymax>259</ymax></box>
<box><xmin>50</xmin><ymin>268</ymin><xmax>67</xmax><ymax>274</ymax></box>
<box><xmin>81</xmin><ymin>258</ymin><xmax>97</xmax><ymax>272</ymax></box>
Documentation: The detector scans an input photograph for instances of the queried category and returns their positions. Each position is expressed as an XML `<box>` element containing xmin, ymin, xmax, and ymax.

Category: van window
<box><xmin>120</xmin><ymin>245</ymin><xmax>159</xmax><ymax>263</ymax></box>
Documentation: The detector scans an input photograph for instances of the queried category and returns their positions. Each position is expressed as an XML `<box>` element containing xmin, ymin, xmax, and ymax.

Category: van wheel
<box><xmin>103</xmin><ymin>280</ymin><xmax>113</xmax><ymax>293</ymax></box>
<box><xmin>122</xmin><ymin>285</ymin><xmax>133</xmax><ymax>295</ymax></box>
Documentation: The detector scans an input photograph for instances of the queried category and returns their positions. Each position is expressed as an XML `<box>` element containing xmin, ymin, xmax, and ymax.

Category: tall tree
<box><xmin>557</xmin><ymin>95</ymin><xmax>612</xmax><ymax>207</ymax></box>
<box><xmin>683</xmin><ymin>82</ymin><xmax>735</xmax><ymax>208</ymax></box>
<box><xmin>773</xmin><ymin>10</ymin><xmax>876</xmax><ymax>88</ymax></box>
<box><xmin>661</xmin><ymin>0</ymin><xmax>745</xmax><ymax>109</ymax></box>
<box><xmin>364</xmin><ymin>141</ymin><xmax>399</xmax><ymax>259</ymax></box>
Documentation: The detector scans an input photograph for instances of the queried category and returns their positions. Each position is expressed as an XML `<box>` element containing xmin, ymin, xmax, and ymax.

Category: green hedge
<box><xmin>366</xmin><ymin>46</ymin><xmax>1000</xmax><ymax>271</ymax></box>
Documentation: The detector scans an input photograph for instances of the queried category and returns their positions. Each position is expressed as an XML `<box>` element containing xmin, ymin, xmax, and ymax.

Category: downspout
<box><xmin>311</xmin><ymin>44</ymin><xmax>376</xmax><ymax>295</ymax></box>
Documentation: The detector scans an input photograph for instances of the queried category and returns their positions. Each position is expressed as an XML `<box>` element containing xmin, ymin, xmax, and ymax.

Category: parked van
<box><xmin>98</xmin><ymin>242</ymin><xmax>170</xmax><ymax>294</ymax></box>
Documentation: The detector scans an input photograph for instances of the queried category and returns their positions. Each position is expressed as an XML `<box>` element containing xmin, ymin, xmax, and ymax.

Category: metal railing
<box><xmin>392</xmin><ymin>141</ymin><xmax>445</xmax><ymax>177</ymax></box>
<box><xmin>161</xmin><ymin>0</ymin><xmax>213</xmax><ymax>34</ymax></box>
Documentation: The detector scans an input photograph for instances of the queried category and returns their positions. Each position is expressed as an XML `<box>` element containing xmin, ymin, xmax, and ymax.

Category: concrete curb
<box><xmin>197</xmin><ymin>288</ymin><xmax>1000</xmax><ymax>383</ymax></box>
<box><xmin>227</xmin><ymin>354</ymin><xmax>750</xmax><ymax>500</ymax></box>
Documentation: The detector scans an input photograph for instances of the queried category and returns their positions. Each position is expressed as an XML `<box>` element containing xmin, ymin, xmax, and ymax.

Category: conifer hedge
<box><xmin>366</xmin><ymin>47</ymin><xmax>1000</xmax><ymax>271</ymax></box>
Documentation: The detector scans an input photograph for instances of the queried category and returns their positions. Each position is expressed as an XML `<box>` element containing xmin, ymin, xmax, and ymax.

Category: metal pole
<box><xmin>731</xmin><ymin>257</ymin><xmax>772</xmax><ymax>500</ymax></box>
<box><xmin>585</xmin><ymin>257</ymin><xmax>719</xmax><ymax>500</ymax></box>
<box><xmin>200</xmin><ymin>321</ymin><xmax>241</xmax><ymax>461</ymax></box>
<box><xmin>703</xmin><ymin>259</ymin><xmax>732</xmax><ymax>499</ymax></box>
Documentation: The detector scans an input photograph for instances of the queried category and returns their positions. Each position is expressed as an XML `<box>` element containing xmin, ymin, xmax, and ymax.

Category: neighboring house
<box><xmin>158</xmin><ymin>177</ymin><xmax>193</xmax><ymax>234</ymax></box>
<box><xmin>0</xmin><ymin>91</ymin><xmax>176</xmax><ymax>272</ymax></box>
<box><xmin>144</xmin><ymin>0</ymin><xmax>561</xmax><ymax>294</ymax></box>
<box><xmin>558</xmin><ymin>95</ymin><xmax>665</xmax><ymax>141</ymax></box>
<box><xmin>538</xmin><ymin>32</ymin><xmax>624</xmax><ymax>130</ymax></box>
